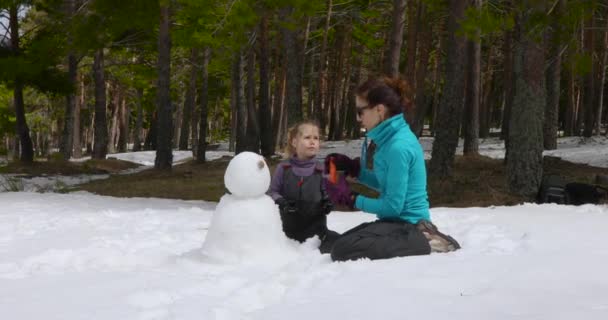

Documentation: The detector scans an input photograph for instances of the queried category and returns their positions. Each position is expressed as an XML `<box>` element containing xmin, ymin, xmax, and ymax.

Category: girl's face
<box><xmin>355</xmin><ymin>95</ymin><xmax>385</xmax><ymax>131</ymax></box>
<box><xmin>291</xmin><ymin>124</ymin><xmax>320</xmax><ymax>160</ymax></box>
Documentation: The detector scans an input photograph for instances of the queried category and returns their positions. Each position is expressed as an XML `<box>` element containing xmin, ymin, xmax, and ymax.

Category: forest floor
<box><xmin>63</xmin><ymin>154</ymin><xmax>608</xmax><ymax>208</ymax></box>
<box><xmin>0</xmin><ymin>158</ymin><xmax>140</xmax><ymax>176</ymax></box>
<box><xmin>2</xmin><ymin>153</ymin><xmax>606</xmax><ymax>207</ymax></box>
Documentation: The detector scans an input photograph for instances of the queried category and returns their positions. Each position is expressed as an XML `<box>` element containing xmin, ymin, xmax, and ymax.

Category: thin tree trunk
<box><xmin>583</xmin><ymin>18</ymin><xmax>595</xmax><ymax>137</ymax></box>
<box><xmin>384</xmin><ymin>0</ymin><xmax>406</xmax><ymax>77</ymax></box>
<box><xmin>92</xmin><ymin>49</ymin><xmax>108</xmax><ymax>159</ymax></box>
<box><xmin>107</xmin><ymin>87</ymin><xmax>120</xmax><ymax>154</ymax></box>
<box><xmin>281</xmin><ymin>6</ymin><xmax>303</xmax><ymax>128</ymax></box>
<box><xmin>155</xmin><ymin>3</ymin><xmax>173</xmax><ymax>169</ymax></box>
<box><xmin>411</xmin><ymin>2</ymin><xmax>431</xmax><ymax>135</ymax></box>
<box><xmin>463</xmin><ymin>0</ymin><xmax>481</xmax><ymax>156</ymax></box>
<box><xmin>543</xmin><ymin>0</ymin><xmax>564</xmax><ymax>149</ymax></box>
<box><xmin>501</xmin><ymin>28</ymin><xmax>514</xmax><ymax>141</ymax></box>
<box><xmin>246</xmin><ymin>46</ymin><xmax>260</xmax><ymax>152</ymax></box>
<box><xmin>196</xmin><ymin>48</ymin><xmax>210</xmax><ymax>162</ymax></box>
<box><xmin>564</xmin><ymin>60</ymin><xmax>575</xmax><ymax>136</ymax></box>
<box><xmin>72</xmin><ymin>73</ymin><xmax>83</xmax><ymax>158</ymax></box>
<box><xmin>9</xmin><ymin>5</ymin><xmax>33</xmax><ymax>163</ymax></box>
<box><xmin>404</xmin><ymin>0</ymin><xmax>418</xmax><ymax>85</ymax></box>
<box><xmin>258</xmin><ymin>15</ymin><xmax>274</xmax><ymax>157</ymax></box>
<box><xmin>233</xmin><ymin>50</ymin><xmax>247</xmax><ymax>153</ymax></box>
<box><xmin>180</xmin><ymin>49</ymin><xmax>197</xmax><ymax>150</ymax></box>
<box><xmin>60</xmin><ymin>0</ymin><xmax>76</xmax><ymax>160</ymax></box>
<box><xmin>117</xmin><ymin>97</ymin><xmax>128</xmax><ymax>153</ymax></box>
<box><xmin>597</xmin><ymin>13</ymin><xmax>608</xmax><ymax>135</ymax></box>
<box><xmin>507</xmin><ymin>4</ymin><xmax>546</xmax><ymax>196</ymax></box>
<box><xmin>271</xmin><ymin>47</ymin><xmax>285</xmax><ymax>149</ymax></box>
<box><xmin>316</xmin><ymin>0</ymin><xmax>332</xmax><ymax>133</ymax></box>
<box><xmin>430</xmin><ymin>19</ymin><xmax>445</xmax><ymax>135</ymax></box>
<box><xmin>133</xmin><ymin>87</ymin><xmax>143</xmax><ymax>151</ymax></box>
<box><xmin>480</xmin><ymin>44</ymin><xmax>494</xmax><ymax>138</ymax></box>
<box><xmin>429</xmin><ymin>0</ymin><xmax>467</xmax><ymax>178</ymax></box>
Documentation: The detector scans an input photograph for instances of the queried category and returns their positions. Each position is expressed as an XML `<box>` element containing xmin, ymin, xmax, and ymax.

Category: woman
<box><xmin>328</xmin><ymin>77</ymin><xmax>460</xmax><ymax>261</ymax></box>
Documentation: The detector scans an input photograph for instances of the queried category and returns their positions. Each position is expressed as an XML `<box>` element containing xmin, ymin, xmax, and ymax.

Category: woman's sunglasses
<box><xmin>356</xmin><ymin>104</ymin><xmax>376</xmax><ymax>116</ymax></box>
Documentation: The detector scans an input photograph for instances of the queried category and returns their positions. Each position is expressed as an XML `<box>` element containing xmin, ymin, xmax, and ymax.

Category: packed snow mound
<box><xmin>224</xmin><ymin>152</ymin><xmax>271</xmax><ymax>199</ymax></box>
<box><xmin>201</xmin><ymin>194</ymin><xmax>299</xmax><ymax>266</ymax></box>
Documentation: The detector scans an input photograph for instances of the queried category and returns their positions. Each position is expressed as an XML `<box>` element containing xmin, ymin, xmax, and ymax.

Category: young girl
<box><xmin>268</xmin><ymin>120</ymin><xmax>340</xmax><ymax>253</ymax></box>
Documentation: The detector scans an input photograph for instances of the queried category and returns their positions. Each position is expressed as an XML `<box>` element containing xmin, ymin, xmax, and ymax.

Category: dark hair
<box><xmin>355</xmin><ymin>77</ymin><xmax>413</xmax><ymax>118</ymax></box>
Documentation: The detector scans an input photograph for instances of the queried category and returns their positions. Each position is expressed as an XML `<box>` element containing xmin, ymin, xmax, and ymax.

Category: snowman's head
<box><xmin>224</xmin><ymin>151</ymin><xmax>271</xmax><ymax>199</ymax></box>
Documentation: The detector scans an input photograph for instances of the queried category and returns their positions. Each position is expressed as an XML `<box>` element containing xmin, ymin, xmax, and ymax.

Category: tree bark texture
<box><xmin>507</xmin><ymin>6</ymin><xmax>546</xmax><ymax>196</ymax></box>
<box><xmin>179</xmin><ymin>49</ymin><xmax>197</xmax><ymax>151</ymax></box>
<box><xmin>384</xmin><ymin>0</ymin><xmax>406</xmax><ymax>77</ymax></box>
<box><xmin>155</xmin><ymin>4</ymin><xmax>173</xmax><ymax>169</ymax></box>
<box><xmin>92</xmin><ymin>49</ymin><xmax>108</xmax><ymax>159</ymax></box>
<box><xmin>9</xmin><ymin>4</ymin><xmax>34</xmax><ymax>163</ymax></box>
<box><xmin>258</xmin><ymin>15</ymin><xmax>274</xmax><ymax>157</ymax></box>
<box><xmin>196</xmin><ymin>48</ymin><xmax>210</xmax><ymax>162</ymax></box>
<box><xmin>429</xmin><ymin>0</ymin><xmax>467</xmax><ymax>178</ymax></box>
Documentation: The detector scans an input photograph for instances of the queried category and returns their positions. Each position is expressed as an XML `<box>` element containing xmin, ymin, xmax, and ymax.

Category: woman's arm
<box><xmin>355</xmin><ymin>147</ymin><xmax>412</xmax><ymax>219</ymax></box>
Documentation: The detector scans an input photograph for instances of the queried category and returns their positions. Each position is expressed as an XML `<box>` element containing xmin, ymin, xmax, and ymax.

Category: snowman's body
<box><xmin>202</xmin><ymin>152</ymin><xmax>298</xmax><ymax>265</ymax></box>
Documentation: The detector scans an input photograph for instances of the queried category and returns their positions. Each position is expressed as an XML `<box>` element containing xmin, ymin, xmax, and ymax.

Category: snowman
<box><xmin>201</xmin><ymin>151</ymin><xmax>298</xmax><ymax>265</ymax></box>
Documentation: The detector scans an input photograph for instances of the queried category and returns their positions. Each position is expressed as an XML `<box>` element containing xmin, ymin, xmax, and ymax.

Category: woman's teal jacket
<box><xmin>355</xmin><ymin>114</ymin><xmax>430</xmax><ymax>223</ymax></box>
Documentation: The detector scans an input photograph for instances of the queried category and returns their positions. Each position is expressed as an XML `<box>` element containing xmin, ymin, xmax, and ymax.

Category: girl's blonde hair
<box><xmin>283</xmin><ymin>120</ymin><xmax>321</xmax><ymax>158</ymax></box>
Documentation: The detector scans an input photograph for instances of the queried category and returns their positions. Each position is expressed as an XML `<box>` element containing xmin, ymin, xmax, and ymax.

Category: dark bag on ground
<box><xmin>537</xmin><ymin>175</ymin><xmax>607</xmax><ymax>205</ymax></box>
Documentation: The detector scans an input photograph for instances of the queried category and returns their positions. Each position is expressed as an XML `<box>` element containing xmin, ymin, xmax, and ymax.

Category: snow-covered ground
<box><xmin>1</xmin><ymin>137</ymin><xmax>608</xmax><ymax>319</ymax></box>
<box><xmin>1</xmin><ymin>193</ymin><xmax>607</xmax><ymax>319</ymax></box>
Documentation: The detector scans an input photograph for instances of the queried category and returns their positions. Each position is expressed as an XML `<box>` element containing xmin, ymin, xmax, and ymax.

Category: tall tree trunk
<box><xmin>564</xmin><ymin>61</ymin><xmax>575</xmax><ymax>136</ymax></box>
<box><xmin>117</xmin><ymin>97</ymin><xmax>128</xmax><ymax>153</ymax></box>
<box><xmin>60</xmin><ymin>0</ymin><xmax>76</xmax><ymax>160</ymax></box>
<box><xmin>429</xmin><ymin>0</ymin><xmax>467</xmax><ymax>178</ymax></box>
<box><xmin>463</xmin><ymin>0</ymin><xmax>481</xmax><ymax>156</ymax></box>
<box><xmin>72</xmin><ymin>73</ymin><xmax>83</xmax><ymax>158</ymax></box>
<box><xmin>92</xmin><ymin>49</ymin><xmax>108</xmax><ymax>159</ymax></box>
<box><xmin>281</xmin><ymin>7</ymin><xmax>303</xmax><ymax>128</ymax></box>
<box><xmin>411</xmin><ymin>2</ymin><xmax>431</xmax><ymax>135</ymax></box>
<box><xmin>583</xmin><ymin>17</ymin><xmax>595</xmax><ymax>137</ymax></box>
<box><xmin>480</xmin><ymin>44</ymin><xmax>494</xmax><ymax>138</ymax></box>
<box><xmin>597</xmin><ymin>12</ymin><xmax>608</xmax><ymax>135</ymax></box>
<box><xmin>430</xmin><ymin>21</ymin><xmax>445</xmax><ymax>135</ymax></box>
<box><xmin>404</xmin><ymin>0</ymin><xmax>418</xmax><ymax>85</ymax></box>
<box><xmin>346</xmin><ymin>45</ymin><xmax>362</xmax><ymax>138</ymax></box>
<box><xmin>507</xmin><ymin>4</ymin><xmax>546</xmax><ymax>196</ymax></box>
<box><xmin>501</xmin><ymin>28</ymin><xmax>514</xmax><ymax>142</ymax></box>
<box><xmin>246</xmin><ymin>46</ymin><xmax>260</xmax><ymax>152</ymax></box>
<box><xmin>133</xmin><ymin>87</ymin><xmax>143</xmax><ymax>151</ymax></box>
<box><xmin>233</xmin><ymin>50</ymin><xmax>247</xmax><ymax>153</ymax></box>
<box><xmin>316</xmin><ymin>0</ymin><xmax>332</xmax><ymax>133</ymax></box>
<box><xmin>271</xmin><ymin>48</ymin><xmax>285</xmax><ymax>149</ymax></box>
<box><xmin>155</xmin><ymin>3</ymin><xmax>173</xmax><ymax>169</ymax></box>
<box><xmin>173</xmin><ymin>93</ymin><xmax>183</xmax><ymax>149</ymax></box>
<box><xmin>543</xmin><ymin>0</ymin><xmax>564</xmax><ymax>150</ymax></box>
<box><xmin>107</xmin><ymin>86</ymin><xmax>120</xmax><ymax>154</ymax></box>
<box><xmin>384</xmin><ymin>0</ymin><xmax>406</xmax><ymax>77</ymax></box>
<box><xmin>9</xmin><ymin>4</ymin><xmax>33</xmax><ymax>163</ymax></box>
<box><xmin>179</xmin><ymin>49</ymin><xmax>197</xmax><ymax>150</ymax></box>
<box><xmin>196</xmin><ymin>48</ymin><xmax>210</xmax><ymax>162</ymax></box>
<box><xmin>258</xmin><ymin>16</ymin><xmax>274</xmax><ymax>157</ymax></box>
<box><xmin>329</xmin><ymin>26</ymin><xmax>346</xmax><ymax>140</ymax></box>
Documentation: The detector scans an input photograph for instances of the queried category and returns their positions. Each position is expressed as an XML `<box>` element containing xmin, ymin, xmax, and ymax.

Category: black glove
<box><xmin>276</xmin><ymin>198</ymin><xmax>298</xmax><ymax>215</ymax></box>
<box><xmin>324</xmin><ymin>153</ymin><xmax>361</xmax><ymax>177</ymax></box>
<box><xmin>321</xmin><ymin>198</ymin><xmax>334</xmax><ymax>215</ymax></box>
